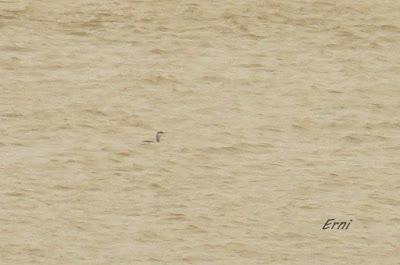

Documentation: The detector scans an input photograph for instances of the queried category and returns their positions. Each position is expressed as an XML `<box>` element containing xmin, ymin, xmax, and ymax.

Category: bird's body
<box><xmin>143</xmin><ymin>131</ymin><xmax>165</xmax><ymax>143</ymax></box>
<box><xmin>156</xmin><ymin>131</ymin><xmax>163</xmax><ymax>142</ymax></box>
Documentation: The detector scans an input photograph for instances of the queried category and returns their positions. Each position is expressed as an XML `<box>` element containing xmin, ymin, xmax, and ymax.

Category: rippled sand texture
<box><xmin>1</xmin><ymin>0</ymin><xmax>399</xmax><ymax>264</ymax></box>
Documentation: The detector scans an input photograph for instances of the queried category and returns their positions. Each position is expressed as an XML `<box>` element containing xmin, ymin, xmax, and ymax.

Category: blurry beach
<box><xmin>0</xmin><ymin>0</ymin><xmax>399</xmax><ymax>264</ymax></box>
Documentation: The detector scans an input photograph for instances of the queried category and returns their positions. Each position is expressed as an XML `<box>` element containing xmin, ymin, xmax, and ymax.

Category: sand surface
<box><xmin>1</xmin><ymin>1</ymin><xmax>399</xmax><ymax>264</ymax></box>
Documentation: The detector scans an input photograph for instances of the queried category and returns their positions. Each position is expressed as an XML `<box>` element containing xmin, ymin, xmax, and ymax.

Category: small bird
<box><xmin>143</xmin><ymin>131</ymin><xmax>166</xmax><ymax>143</ymax></box>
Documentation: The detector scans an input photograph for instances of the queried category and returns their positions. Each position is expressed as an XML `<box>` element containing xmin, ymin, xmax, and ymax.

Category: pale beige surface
<box><xmin>1</xmin><ymin>1</ymin><xmax>399</xmax><ymax>264</ymax></box>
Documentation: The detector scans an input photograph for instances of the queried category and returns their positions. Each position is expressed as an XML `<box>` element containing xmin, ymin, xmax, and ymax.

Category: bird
<box><xmin>143</xmin><ymin>131</ymin><xmax>166</xmax><ymax>143</ymax></box>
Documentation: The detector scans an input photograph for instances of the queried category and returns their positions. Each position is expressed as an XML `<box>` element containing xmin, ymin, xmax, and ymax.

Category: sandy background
<box><xmin>1</xmin><ymin>0</ymin><xmax>399</xmax><ymax>264</ymax></box>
